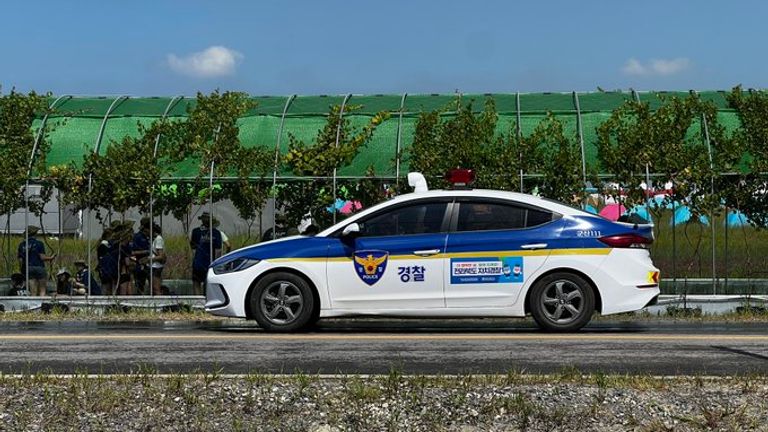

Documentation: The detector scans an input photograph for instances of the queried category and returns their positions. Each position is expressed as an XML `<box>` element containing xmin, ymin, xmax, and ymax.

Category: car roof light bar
<box><xmin>446</xmin><ymin>168</ymin><xmax>475</xmax><ymax>189</ymax></box>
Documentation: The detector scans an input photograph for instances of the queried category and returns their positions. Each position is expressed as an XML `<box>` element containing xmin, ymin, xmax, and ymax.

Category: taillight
<box><xmin>598</xmin><ymin>234</ymin><xmax>653</xmax><ymax>249</ymax></box>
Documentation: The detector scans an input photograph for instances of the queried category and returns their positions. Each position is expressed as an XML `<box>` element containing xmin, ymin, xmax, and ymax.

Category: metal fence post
<box><xmin>394</xmin><ymin>93</ymin><xmax>408</xmax><ymax>187</ymax></box>
<box><xmin>148</xmin><ymin>95</ymin><xmax>183</xmax><ymax>297</ymax></box>
<box><xmin>515</xmin><ymin>92</ymin><xmax>523</xmax><ymax>193</ymax></box>
<box><xmin>699</xmin><ymin>98</ymin><xmax>717</xmax><ymax>295</ymax></box>
<box><xmin>573</xmin><ymin>92</ymin><xmax>588</xmax><ymax>208</ymax></box>
<box><xmin>209</xmin><ymin>160</ymin><xmax>215</xmax><ymax>289</ymax></box>
<box><xmin>271</xmin><ymin>95</ymin><xmax>296</xmax><ymax>237</ymax></box>
<box><xmin>332</xmin><ymin>94</ymin><xmax>352</xmax><ymax>225</ymax></box>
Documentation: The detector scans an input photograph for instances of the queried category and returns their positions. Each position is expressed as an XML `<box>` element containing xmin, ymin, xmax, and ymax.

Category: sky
<box><xmin>1</xmin><ymin>0</ymin><xmax>766</xmax><ymax>96</ymax></box>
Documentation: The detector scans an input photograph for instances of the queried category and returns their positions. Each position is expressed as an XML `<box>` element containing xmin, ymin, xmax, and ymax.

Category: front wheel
<box><xmin>530</xmin><ymin>272</ymin><xmax>595</xmax><ymax>332</ymax></box>
<box><xmin>250</xmin><ymin>272</ymin><xmax>315</xmax><ymax>332</ymax></box>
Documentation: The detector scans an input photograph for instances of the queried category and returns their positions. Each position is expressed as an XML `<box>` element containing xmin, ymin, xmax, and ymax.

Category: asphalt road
<box><xmin>1</xmin><ymin>319</ymin><xmax>767</xmax><ymax>375</ymax></box>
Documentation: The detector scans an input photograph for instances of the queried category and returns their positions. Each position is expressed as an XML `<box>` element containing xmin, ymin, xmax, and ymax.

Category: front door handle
<box><xmin>413</xmin><ymin>249</ymin><xmax>441</xmax><ymax>257</ymax></box>
<box><xmin>520</xmin><ymin>243</ymin><xmax>548</xmax><ymax>250</ymax></box>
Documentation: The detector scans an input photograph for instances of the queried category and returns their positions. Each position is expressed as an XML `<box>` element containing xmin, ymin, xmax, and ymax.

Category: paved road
<box><xmin>1</xmin><ymin>319</ymin><xmax>767</xmax><ymax>375</ymax></box>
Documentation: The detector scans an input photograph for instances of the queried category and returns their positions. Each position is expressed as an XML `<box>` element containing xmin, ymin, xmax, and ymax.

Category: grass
<box><xmin>1</xmin><ymin>370</ymin><xmax>766</xmax><ymax>431</ymax></box>
<box><xmin>2</xmin><ymin>305</ymin><xmax>768</xmax><ymax>322</ymax></box>
<box><xmin>0</xmin><ymin>307</ymin><xmax>229</xmax><ymax>322</ymax></box>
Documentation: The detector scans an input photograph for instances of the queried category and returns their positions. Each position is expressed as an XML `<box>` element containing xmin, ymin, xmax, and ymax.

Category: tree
<box><xmin>724</xmin><ymin>86</ymin><xmax>768</xmax><ymax>227</ymax></box>
<box><xmin>153</xmin><ymin>91</ymin><xmax>272</xmax><ymax>235</ymax></box>
<box><xmin>408</xmin><ymin>98</ymin><xmax>582</xmax><ymax>201</ymax></box>
<box><xmin>277</xmin><ymin>105</ymin><xmax>389</xmax><ymax>230</ymax></box>
<box><xmin>409</xmin><ymin>98</ymin><xmax>500</xmax><ymax>189</ymax></box>
<box><xmin>0</xmin><ymin>90</ymin><xmax>51</xmax><ymax>273</ymax></box>
<box><xmin>596</xmin><ymin>94</ymin><xmax>725</xmax><ymax>216</ymax></box>
<box><xmin>530</xmin><ymin>113</ymin><xmax>585</xmax><ymax>204</ymax></box>
<box><xmin>0</xmin><ymin>90</ymin><xmax>51</xmax><ymax>216</ymax></box>
<box><xmin>227</xmin><ymin>146</ymin><xmax>273</xmax><ymax>243</ymax></box>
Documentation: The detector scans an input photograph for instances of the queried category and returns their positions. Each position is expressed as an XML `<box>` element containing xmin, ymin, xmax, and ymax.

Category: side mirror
<box><xmin>341</xmin><ymin>222</ymin><xmax>361</xmax><ymax>238</ymax></box>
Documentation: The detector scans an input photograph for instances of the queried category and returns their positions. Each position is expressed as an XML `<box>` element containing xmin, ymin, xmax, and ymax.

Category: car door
<box><xmin>444</xmin><ymin>198</ymin><xmax>560</xmax><ymax>308</ymax></box>
<box><xmin>326</xmin><ymin>199</ymin><xmax>451</xmax><ymax>310</ymax></box>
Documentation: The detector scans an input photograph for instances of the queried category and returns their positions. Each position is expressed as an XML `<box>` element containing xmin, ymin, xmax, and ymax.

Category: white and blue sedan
<box><xmin>205</xmin><ymin>172</ymin><xmax>660</xmax><ymax>332</ymax></box>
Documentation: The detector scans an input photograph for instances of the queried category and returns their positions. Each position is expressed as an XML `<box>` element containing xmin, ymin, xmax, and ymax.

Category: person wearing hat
<box><xmin>17</xmin><ymin>226</ymin><xmax>56</xmax><ymax>296</ymax></box>
<box><xmin>189</xmin><ymin>212</ymin><xmax>222</xmax><ymax>294</ymax></box>
<box><xmin>55</xmin><ymin>268</ymin><xmax>73</xmax><ymax>295</ymax></box>
<box><xmin>73</xmin><ymin>259</ymin><xmax>101</xmax><ymax>296</ymax></box>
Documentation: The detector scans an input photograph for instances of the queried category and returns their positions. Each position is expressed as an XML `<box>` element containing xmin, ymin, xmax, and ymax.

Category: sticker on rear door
<box><xmin>450</xmin><ymin>257</ymin><xmax>523</xmax><ymax>284</ymax></box>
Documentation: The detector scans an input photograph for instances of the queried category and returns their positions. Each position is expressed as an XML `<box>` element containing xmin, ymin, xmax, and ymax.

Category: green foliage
<box><xmin>0</xmin><ymin>90</ymin><xmax>51</xmax><ymax>216</ymax></box>
<box><xmin>51</xmin><ymin>90</ymin><xmax>273</xmax><ymax>231</ymax></box>
<box><xmin>531</xmin><ymin>114</ymin><xmax>585</xmax><ymax>204</ymax></box>
<box><xmin>596</xmin><ymin>94</ymin><xmax>732</xmax><ymax>217</ymax></box>
<box><xmin>277</xmin><ymin>105</ymin><xmax>390</xmax><ymax>229</ymax></box>
<box><xmin>409</xmin><ymin>99</ymin><xmax>499</xmax><ymax>190</ymax></box>
<box><xmin>723</xmin><ymin>86</ymin><xmax>768</xmax><ymax>227</ymax></box>
<box><xmin>409</xmin><ymin>98</ymin><xmax>584</xmax><ymax>202</ymax></box>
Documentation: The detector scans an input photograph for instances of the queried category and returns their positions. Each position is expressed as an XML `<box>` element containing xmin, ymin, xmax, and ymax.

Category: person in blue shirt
<box><xmin>17</xmin><ymin>226</ymin><xmax>55</xmax><ymax>296</ymax></box>
<box><xmin>190</xmin><ymin>212</ymin><xmax>222</xmax><ymax>294</ymax></box>
<box><xmin>73</xmin><ymin>259</ymin><xmax>102</xmax><ymax>295</ymax></box>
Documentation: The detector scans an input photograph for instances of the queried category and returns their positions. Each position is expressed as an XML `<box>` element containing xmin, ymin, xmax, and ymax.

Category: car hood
<box><xmin>211</xmin><ymin>235</ymin><xmax>334</xmax><ymax>267</ymax></box>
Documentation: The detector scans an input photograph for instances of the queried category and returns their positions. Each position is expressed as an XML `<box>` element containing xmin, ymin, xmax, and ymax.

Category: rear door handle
<box><xmin>520</xmin><ymin>243</ymin><xmax>547</xmax><ymax>250</ymax></box>
<box><xmin>413</xmin><ymin>249</ymin><xmax>441</xmax><ymax>257</ymax></box>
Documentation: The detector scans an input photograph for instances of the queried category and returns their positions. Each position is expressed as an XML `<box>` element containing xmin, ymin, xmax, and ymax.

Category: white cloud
<box><xmin>622</xmin><ymin>57</ymin><xmax>690</xmax><ymax>76</ymax></box>
<box><xmin>167</xmin><ymin>46</ymin><xmax>243</xmax><ymax>78</ymax></box>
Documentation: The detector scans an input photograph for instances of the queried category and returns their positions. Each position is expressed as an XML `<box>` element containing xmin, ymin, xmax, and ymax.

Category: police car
<box><xmin>205</xmin><ymin>171</ymin><xmax>660</xmax><ymax>332</ymax></box>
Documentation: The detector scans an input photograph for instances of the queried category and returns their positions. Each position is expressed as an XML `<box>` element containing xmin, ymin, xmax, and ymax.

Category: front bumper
<box><xmin>204</xmin><ymin>283</ymin><xmax>229</xmax><ymax>310</ymax></box>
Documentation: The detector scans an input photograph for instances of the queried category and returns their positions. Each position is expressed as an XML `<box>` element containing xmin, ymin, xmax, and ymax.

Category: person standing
<box><xmin>131</xmin><ymin>218</ymin><xmax>151</xmax><ymax>294</ymax></box>
<box><xmin>97</xmin><ymin>227</ymin><xmax>118</xmax><ymax>295</ymax></box>
<box><xmin>17</xmin><ymin>226</ymin><xmax>55</xmax><ymax>296</ymax></box>
<box><xmin>149</xmin><ymin>224</ymin><xmax>166</xmax><ymax>295</ymax></box>
<box><xmin>116</xmin><ymin>224</ymin><xmax>135</xmax><ymax>296</ymax></box>
<box><xmin>190</xmin><ymin>212</ymin><xmax>222</xmax><ymax>294</ymax></box>
<box><xmin>213</xmin><ymin>218</ymin><xmax>232</xmax><ymax>254</ymax></box>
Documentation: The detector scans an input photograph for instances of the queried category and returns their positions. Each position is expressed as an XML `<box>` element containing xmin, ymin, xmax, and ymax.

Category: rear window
<box><xmin>456</xmin><ymin>201</ymin><xmax>558</xmax><ymax>232</ymax></box>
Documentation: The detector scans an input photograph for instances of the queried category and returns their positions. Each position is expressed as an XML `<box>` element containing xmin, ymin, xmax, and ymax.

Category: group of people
<box><xmin>12</xmin><ymin>211</ymin><xmax>231</xmax><ymax>296</ymax></box>
<box><xmin>95</xmin><ymin>217</ymin><xmax>166</xmax><ymax>296</ymax></box>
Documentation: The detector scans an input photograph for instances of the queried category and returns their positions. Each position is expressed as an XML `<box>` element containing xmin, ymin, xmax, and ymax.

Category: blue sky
<box><xmin>1</xmin><ymin>0</ymin><xmax>766</xmax><ymax>96</ymax></box>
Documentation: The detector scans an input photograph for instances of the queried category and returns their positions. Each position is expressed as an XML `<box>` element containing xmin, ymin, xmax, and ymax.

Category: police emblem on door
<box><xmin>353</xmin><ymin>250</ymin><xmax>389</xmax><ymax>286</ymax></box>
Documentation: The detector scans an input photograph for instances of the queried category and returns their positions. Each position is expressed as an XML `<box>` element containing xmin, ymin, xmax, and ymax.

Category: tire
<box><xmin>249</xmin><ymin>272</ymin><xmax>315</xmax><ymax>332</ymax></box>
<box><xmin>529</xmin><ymin>272</ymin><xmax>595</xmax><ymax>332</ymax></box>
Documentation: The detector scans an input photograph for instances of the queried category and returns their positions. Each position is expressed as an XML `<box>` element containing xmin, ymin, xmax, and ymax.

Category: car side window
<box><xmin>456</xmin><ymin>201</ymin><xmax>555</xmax><ymax>232</ymax></box>
<box><xmin>359</xmin><ymin>202</ymin><xmax>448</xmax><ymax>237</ymax></box>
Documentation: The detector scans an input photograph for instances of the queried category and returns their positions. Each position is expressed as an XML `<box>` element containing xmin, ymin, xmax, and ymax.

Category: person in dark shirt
<box><xmin>17</xmin><ymin>226</ymin><xmax>55</xmax><ymax>296</ymax></box>
<box><xmin>97</xmin><ymin>227</ymin><xmax>118</xmax><ymax>295</ymax></box>
<box><xmin>9</xmin><ymin>273</ymin><xmax>29</xmax><ymax>296</ymax></box>
<box><xmin>55</xmin><ymin>268</ymin><xmax>73</xmax><ymax>295</ymax></box>
<box><xmin>112</xmin><ymin>221</ymin><xmax>136</xmax><ymax>295</ymax></box>
<box><xmin>73</xmin><ymin>259</ymin><xmax>101</xmax><ymax>295</ymax></box>
<box><xmin>190</xmin><ymin>212</ymin><xmax>222</xmax><ymax>294</ymax></box>
<box><xmin>131</xmin><ymin>218</ymin><xmax>151</xmax><ymax>294</ymax></box>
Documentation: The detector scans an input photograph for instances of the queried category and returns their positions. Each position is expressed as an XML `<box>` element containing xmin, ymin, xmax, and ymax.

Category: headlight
<box><xmin>212</xmin><ymin>258</ymin><xmax>260</xmax><ymax>275</ymax></box>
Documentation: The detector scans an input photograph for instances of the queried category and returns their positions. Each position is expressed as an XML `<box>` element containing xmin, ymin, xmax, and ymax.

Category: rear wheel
<box><xmin>250</xmin><ymin>272</ymin><xmax>315</xmax><ymax>332</ymax></box>
<box><xmin>530</xmin><ymin>272</ymin><xmax>595</xmax><ymax>332</ymax></box>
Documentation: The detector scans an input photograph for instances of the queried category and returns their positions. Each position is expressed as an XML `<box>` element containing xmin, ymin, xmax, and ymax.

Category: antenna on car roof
<box><xmin>407</xmin><ymin>172</ymin><xmax>428</xmax><ymax>193</ymax></box>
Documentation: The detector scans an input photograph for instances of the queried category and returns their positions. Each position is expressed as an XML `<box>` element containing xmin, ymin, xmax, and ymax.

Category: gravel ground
<box><xmin>1</xmin><ymin>373</ymin><xmax>767</xmax><ymax>431</ymax></box>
